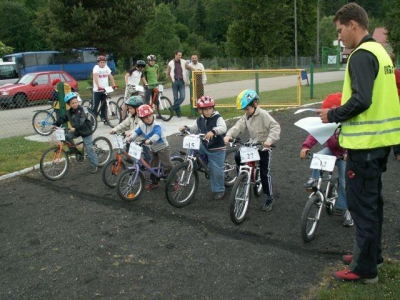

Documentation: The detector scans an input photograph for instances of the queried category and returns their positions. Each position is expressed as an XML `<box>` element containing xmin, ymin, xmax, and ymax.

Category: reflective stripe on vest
<box><xmin>340</xmin><ymin>42</ymin><xmax>400</xmax><ymax>149</ymax></box>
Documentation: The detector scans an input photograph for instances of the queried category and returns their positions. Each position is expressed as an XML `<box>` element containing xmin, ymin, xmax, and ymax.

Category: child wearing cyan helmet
<box><xmin>179</xmin><ymin>96</ymin><xmax>227</xmax><ymax>200</ymax></box>
<box><xmin>224</xmin><ymin>89</ymin><xmax>281</xmax><ymax>211</ymax></box>
<box><xmin>54</xmin><ymin>92</ymin><xmax>98</xmax><ymax>174</ymax></box>
<box><xmin>129</xmin><ymin>104</ymin><xmax>172</xmax><ymax>190</ymax></box>
<box><xmin>300</xmin><ymin>92</ymin><xmax>353</xmax><ymax>227</ymax></box>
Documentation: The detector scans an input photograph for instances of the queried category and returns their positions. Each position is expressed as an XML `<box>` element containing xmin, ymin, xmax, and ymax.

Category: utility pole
<box><xmin>294</xmin><ymin>0</ymin><xmax>298</xmax><ymax>68</ymax></box>
<box><xmin>316</xmin><ymin>0</ymin><xmax>320</xmax><ymax>66</ymax></box>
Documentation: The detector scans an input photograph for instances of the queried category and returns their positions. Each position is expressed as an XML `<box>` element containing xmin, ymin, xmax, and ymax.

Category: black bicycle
<box><xmin>81</xmin><ymin>86</ymin><xmax>121</xmax><ymax>128</ymax></box>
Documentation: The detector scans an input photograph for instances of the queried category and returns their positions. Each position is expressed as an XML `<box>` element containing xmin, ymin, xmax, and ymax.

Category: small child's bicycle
<box><xmin>101</xmin><ymin>133</ymin><xmax>133</xmax><ymax>188</ymax></box>
<box><xmin>229</xmin><ymin>139</ymin><xmax>270</xmax><ymax>225</ymax></box>
<box><xmin>164</xmin><ymin>131</ymin><xmax>238</xmax><ymax>208</ymax></box>
<box><xmin>300</xmin><ymin>152</ymin><xmax>339</xmax><ymax>242</ymax></box>
<box><xmin>40</xmin><ymin>127</ymin><xmax>112</xmax><ymax>180</ymax></box>
<box><xmin>115</xmin><ymin>141</ymin><xmax>184</xmax><ymax>202</ymax></box>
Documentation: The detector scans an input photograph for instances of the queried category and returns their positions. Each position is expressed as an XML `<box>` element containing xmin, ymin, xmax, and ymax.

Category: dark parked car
<box><xmin>0</xmin><ymin>71</ymin><xmax>78</xmax><ymax>108</ymax></box>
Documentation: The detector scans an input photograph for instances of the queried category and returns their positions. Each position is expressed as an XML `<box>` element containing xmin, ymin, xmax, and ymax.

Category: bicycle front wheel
<box><xmin>40</xmin><ymin>146</ymin><xmax>69</xmax><ymax>180</ymax></box>
<box><xmin>224</xmin><ymin>147</ymin><xmax>238</xmax><ymax>187</ymax></box>
<box><xmin>116</xmin><ymin>96</ymin><xmax>125</xmax><ymax>109</ymax></box>
<box><xmin>102</xmin><ymin>158</ymin><xmax>127</xmax><ymax>188</ymax></box>
<box><xmin>81</xmin><ymin>100</ymin><xmax>92</xmax><ymax>109</ymax></box>
<box><xmin>229</xmin><ymin>173</ymin><xmax>251</xmax><ymax>225</ymax></box>
<box><xmin>92</xmin><ymin>137</ymin><xmax>112</xmax><ymax>166</ymax></box>
<box><xmin>32</xmin><ymin>110</ymin><xmax>56</xmax><ymax>136</ymax></box>
<box><xmin>157</xmin><ymin>96</ymin><xmax>173</xmax><ymax>121</ymax></box>
<box><xmin>300</xmin><ymin>195</ymin><xmax>323</xmax><ymax>242</ymax></box>
<box><xmin>165</xmin><ymin>162</ymin><xmax>199</xmax><ymax>208</ymax></box>
<box><xmin>116</xmin><ymin>169</ymin><xmax>145</xmax><ymax>201</ymax></box>
<box><xmin>86</xmin><ymin>109</ymin><xmax>98</xmax><ymax>133</ymax></box>
<box><xmin>105</xmin><ymin>100</ymin><xmax>121</xmax><ymax>127</ymax></box>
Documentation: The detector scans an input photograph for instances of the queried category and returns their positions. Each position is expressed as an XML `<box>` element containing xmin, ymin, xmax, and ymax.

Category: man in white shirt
<box><xmin>189</xmin><ymin>54</ymin><xmax>207</xmax><ymax>100</ymax></box>
<box><xmin>92</xmin><ymin>55</ymin><xmax>117</xmax><ymax>125</ymax></box>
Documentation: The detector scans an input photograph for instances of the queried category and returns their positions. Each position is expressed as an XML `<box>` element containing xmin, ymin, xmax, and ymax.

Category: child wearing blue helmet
<box><xmin>224</xmin><ymin>89</ymin><xmax>281</xmax><ymax>211</ymax></box>
<box><xmin>54</xmin><ymin>92</ymin><xmax>99</xmax><ymax>173</ymax></box>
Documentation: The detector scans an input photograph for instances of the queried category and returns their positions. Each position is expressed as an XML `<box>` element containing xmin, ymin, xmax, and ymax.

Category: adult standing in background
<box><xmin>317</xmin><ymin>3</ymin><xmax>400</xmax><ymax>283</ymax></box>
<box><xmin>189</xmin><ymin>54</ymin><xmax>207</xmax><ymax>100</ymax></box>
<box><xmin>92</xmin><ymin>55</ymin><xmax>117</xmax><ymax>125</ymax></box>
<box><xmin>142</xmin><ymin>55</ymin><xmax>159</xmax><ymax>106</ymax></box>
<box><xmin>167</xmin><ymin>51</ymin><xmax>194</xmax><ymax>118</ymax></box>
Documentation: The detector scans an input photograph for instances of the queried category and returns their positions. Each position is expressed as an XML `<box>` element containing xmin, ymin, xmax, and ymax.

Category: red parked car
<box><xmin>0</xmin><ymin>71</ymin><xmax>78</xmax><ymax>108</ymax></box>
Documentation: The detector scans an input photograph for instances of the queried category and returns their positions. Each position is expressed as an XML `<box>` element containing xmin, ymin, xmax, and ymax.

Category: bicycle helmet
<box><xmin>136</xmin><ymin>60</ymin><xmax>146</xmax><ymax>68</ymax></box>
<box><xmin>137</xmin><ymin>104</ymin><xmax>153</xmax><ymax>118</ymax></box>
<box><xmin>321</xmin><ymin>92</ymin><xmax>342</xmax><ymax>109</ymax></box>
<box><xmin>236</xmin><ymin>89</ymin><xmax>259</xmax><ymax>110</ymax></box>
<box><xmin>125</xmin><ymin>96</ymin><xmax>144</xmax><ymax>108</ymax></box>
<box><xmin>197</xmin><ymin>96</ymin><xmax>215</xmax><ymax>108</ymax></box>
<box><xmin>97</xmin><ymin>55</ymin><xmax>107</xmax><ymax>62</ymax></box>
<box><xmin>147</xmin><ymin>54</ymin><xmax>156</xmax><ymax>61</ymax></box>
<box><xmin>52</xmin><ymin>78</ymin><xmax>61</xmax><ymax>86</ymax></box>
<box><xmin>64</xmin><ymin>92</ymin><xmax>78</xmax><ymax>103</ymax></box>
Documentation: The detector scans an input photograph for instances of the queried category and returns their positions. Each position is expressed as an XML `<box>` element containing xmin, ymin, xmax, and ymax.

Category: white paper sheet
<box><xmin>294</xmin><ymin>108</ymin><xmax>318</xmax><ymax>114</ymax></box>
<box><xmin>294</xmin><ymin>117</ymin><xmax>340</xmax><ymax>145</ymax></box>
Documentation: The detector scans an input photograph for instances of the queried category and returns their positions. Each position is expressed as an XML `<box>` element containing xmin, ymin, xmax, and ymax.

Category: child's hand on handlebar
<box><xmin>223</xmin><ymin>136</ymin><xmax>232</xmax><ymax>145</ymax></box>
<box><xmin>300</xmin><ymin>148</ymin><xmax>310</xmax><ymax>159</ymax></box>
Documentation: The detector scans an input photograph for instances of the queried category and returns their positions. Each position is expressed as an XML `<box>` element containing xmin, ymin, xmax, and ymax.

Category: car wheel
<box><xmin>13</xmin><ymin>93</ymin><xmax>28</xmax><ymax>108</ymax></box>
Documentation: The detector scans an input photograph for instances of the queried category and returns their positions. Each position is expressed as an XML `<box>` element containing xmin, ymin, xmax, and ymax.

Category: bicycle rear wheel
<box><xmin>230</xmin><ymin>173</ymin><xmax>251</xmax><ymax>224</ymax></box>
<box><xmin>102</xmin><ymin>158</ymin><xmax>127</xmax><ymax>188</ymax></box>
<box><xmin>224</xmin><ymin>147</ymin><xmax>238</xmax><ymax>186</ymax></box>
<box><xmin>300</xmin><ymin>195</ymin><xmax>323</xmax><ymax>242</ymax></box>
<box><xmin>116</xmin><ymin>96</ymin><xmax>125</xmax><ymax>108</ymax></box>
<box><xmin>116</xmin><ymin>169</ymin><xmax>145</xmax><ymax>201</ymax></box>
<box><xmin>92</xmin><ymin>137</ymin><xmax>112</xmax><ymax>166</ymax></box>
<box><xmin>157</xmin><ymin>96</ymin><xmax>173</xmax><ymax>121</ymax></box>
<box><xmin>81</xmin><ymin>100</ymin><xmax>92</xmax><ymax>109</ymax></box>
<box><xmin>325</xmin><ymin>178</ymin><xmax>338</xmax><ymax>215</ymax></box>
<box><xmin>40</xmin><ymin>146</ymin><xmax>69</xmax><ymax>180</ymax></box>
<box><xmin>32</xmin><ymin>110</ymin><xmax>56</xmax><ymax>136</ymax></box>
<box><xmin>105</xmin><ymin>100</ymin><xmax>121</xmax><ymax>127</ymax></box>
<box><xmin>165</xmin><ymin>162</ymin><xmax>199</xmax><ymax>208</ymax></box>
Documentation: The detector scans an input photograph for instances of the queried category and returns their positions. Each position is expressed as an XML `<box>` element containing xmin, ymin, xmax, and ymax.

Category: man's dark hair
<box><xmin>333</xmin><ymin>3</ymin><xmax>369</xmax><ymax>29</ymax></box>
<box><xmin>175</xmin><ymin>50</ymin><xmax>182</xmax><ymax>55</ymax></box>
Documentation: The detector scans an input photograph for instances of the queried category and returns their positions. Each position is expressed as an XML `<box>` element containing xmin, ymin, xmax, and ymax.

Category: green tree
<box><xmin>0</xmin><ymin>41</ymin><xmax>13</xmax><ymax>57</ymax></box>
<box><xmin>142</xmin><ymin>3</ymin><xmax>181</xmax><ymax>62</ymax></box>
<box><xmin>205</xmin><ymin>0</ymin><xmax>233</xmax><ymax>45</ymax></box>
<box><xmin>384</xmin><ymin>0</ymin><xmax>400</xmax><ymax>53</ymax></box>
<box><xmin>226</xmin><ymin>0</ymin><xmax>291</xmax><ymax>57</ymax></box>
<box><xmin>0</xmin><ymin>0</ymin><xmax>48</xmax><ymax>52</ymax></box>
<box><xmin>36</xmin><ymin>0</ymin><xmax>154</xmax><ymax>58</ymax></box>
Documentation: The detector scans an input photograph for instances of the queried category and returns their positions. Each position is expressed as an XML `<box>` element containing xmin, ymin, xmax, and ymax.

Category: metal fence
<box><xmin>190</xmin><ymin>69</ymin><xmax>305</xmax><ymax>109</ymax></box>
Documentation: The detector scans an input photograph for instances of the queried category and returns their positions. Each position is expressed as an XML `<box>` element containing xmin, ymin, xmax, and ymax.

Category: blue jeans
<box><xmin>199</xmin><ymin>144</ymin><xmax>225</xmax><ymax>193</ymax></box>
<box><xmin>310</xmin><ymin>147</ymin><xmax>347</xmax><ymax>210</ymax></box>
<box><xmin>171</xmin><ymin>80</ymin><xmax>185</xmax><ymax>116</ymax></box>
<box><xmin>66</xmin><ymin>132</ymin><xmax>98</xmax><ymax>167</ymax></box>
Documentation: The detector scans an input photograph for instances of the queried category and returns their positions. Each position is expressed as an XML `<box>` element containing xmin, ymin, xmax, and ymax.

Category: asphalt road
<box><xmin>0</xmin><ymin>71</ymin><xmax>345</xmax><ymax>139</ymax></box>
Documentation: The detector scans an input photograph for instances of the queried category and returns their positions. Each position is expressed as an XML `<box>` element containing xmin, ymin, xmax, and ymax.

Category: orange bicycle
<box><xmin>40</xmin><ymin>127</ymin><xmax>112</xmax><ymax>180</ymax></box>
<box><xmin>147</xmin><ymin>82</ymin><xmax>173</xmax><ymax>121</ymax></box>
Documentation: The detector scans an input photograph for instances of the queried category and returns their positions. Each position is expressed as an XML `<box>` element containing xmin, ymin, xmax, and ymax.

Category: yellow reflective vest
<box><xmin>340</xmin><ymin>42</ymin><xmax>400</xmax><ymax>149</ymax></box>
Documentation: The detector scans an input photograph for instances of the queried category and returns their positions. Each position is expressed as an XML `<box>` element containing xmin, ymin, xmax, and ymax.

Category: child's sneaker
<box><xmin>145</xmin><ymin>182</ymin><xmax>159</xmax><ymax>190</ymax></box>
<box><xmin>303</xmin><ymin>178</ymin><xmax>317</xmax><ymax>189</ymax></box>
<box><xmin>342</xmin><ymin>254</ymin><xmax>383</xmax><ymax>268</ymax></box>
<box><xmin>333</xmin><ymin>267</ymin><xmax>378</xmax><ymax>283</ymax></box>
<box><xmin>343</xmin><ymin>210</ymin><xmax>354</xmax><ymax>227</ymax></box>
<box><xmin>261</xmin><ymin>197</ymin><xmax>274</xmax><ymax>212</ymax></box>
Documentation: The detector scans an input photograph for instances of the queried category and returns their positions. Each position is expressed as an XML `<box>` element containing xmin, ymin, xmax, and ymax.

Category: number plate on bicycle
<box><xmin>240</xmin><ymin>146</ymin><xmax>260</xmax><ymax>162</ymax></box>
<box><xmin>113</xmin><ymin>136</ymin><xmax>124</xmax><ymax>149</ymax></box>
<box><xmin>105</xmin><ymin>86</ymin><xmax>114</xmax><ymax>93</ymax></box>
<box><xmin>128</xmin><ymin>142</ymin><xmax>142</xmax><ymax>159</ymax></box>
<box><xmin>54</xmin><ymin>129</ymin><xmax>65</xmax><ymax>141</ymax></box>
<box><xmin>310</xmin><ymin>154</ymin><xmax>336</xmax><ymax>171</ymax></box>
<box><xmin>183</xmin><ymin>135</ymin><xmax>200</xmax><ymax>150</ymax></box>
<box><xmin>158</xmin><ymin>84</ymin><xmax>164</xmax><ymax>92</ymax></box>
<box><xmin>136</xmin><ymin>85</ymin><xmax>144</xmax><ymax>92</ymax></box>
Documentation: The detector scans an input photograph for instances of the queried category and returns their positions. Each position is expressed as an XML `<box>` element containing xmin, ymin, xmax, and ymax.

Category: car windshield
<box><xmin>17</xmin><ymin>73</ymin><xmax>36</xmax><ymax>85</ymax></box>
